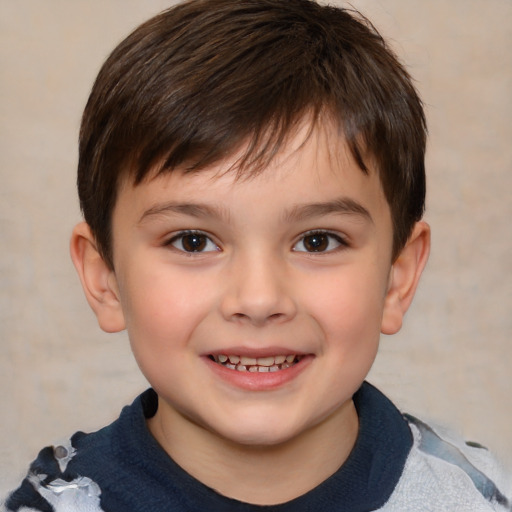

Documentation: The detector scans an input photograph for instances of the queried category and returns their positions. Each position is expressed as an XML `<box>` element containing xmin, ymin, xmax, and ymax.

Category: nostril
<box><xmin>232</xmin><ymin>312</ymin><xmax>250</xmax><ymax>320</ymax></box>
<box><xmin>230</xmin><ymin>311</ymin><xmax>285</xmax><ymax>326</ymax></box>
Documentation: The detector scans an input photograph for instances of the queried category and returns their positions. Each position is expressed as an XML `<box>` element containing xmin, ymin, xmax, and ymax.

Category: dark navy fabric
<box><xmin>6</xmin><ymin>382</ymin><xmax>413</xmax><ymax>511</ymax></box>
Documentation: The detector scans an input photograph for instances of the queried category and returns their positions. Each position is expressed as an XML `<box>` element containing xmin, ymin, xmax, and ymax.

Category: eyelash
<box><xmin>165</xmin><ymin>230</ymin><xmax>220</xmax><ymax>253</ymax></box>
<box><xmin>164</xmin><ymin>229</ymin><xmax>349</xmax><ymax>254</ymax></box>
<box><xmin>293</xmin><ymin>230</ymin><xmax>349</xmax><ymax>254</ymax></box>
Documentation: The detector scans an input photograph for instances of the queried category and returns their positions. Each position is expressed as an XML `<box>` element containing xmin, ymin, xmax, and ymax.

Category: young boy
<box><xmin>4</xmin><ymin>0</ymin><xmax>510</xmax><ymax>510</ymax></box>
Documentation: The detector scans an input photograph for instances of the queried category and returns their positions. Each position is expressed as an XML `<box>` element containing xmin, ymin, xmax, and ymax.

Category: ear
<box><xmin>70</xmin><ymin>222</ymin><xmax>126</xmax><ymax>333</ymax></box>
<box><xmin>381</xmin><ymin>221</ymin><xmax>430</xmax><ymax>335</ymax></box>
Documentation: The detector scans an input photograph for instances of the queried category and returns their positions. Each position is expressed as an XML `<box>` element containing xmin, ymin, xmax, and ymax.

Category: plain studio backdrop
<box><xmin>1</xmin><ymin>0</ymin><xmax>511</xmax><ymax>495</ymax></box>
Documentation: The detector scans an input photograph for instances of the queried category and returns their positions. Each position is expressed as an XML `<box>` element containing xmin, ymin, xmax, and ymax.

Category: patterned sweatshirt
<box><xmin>4</xmin><ymin>383</ymin><xmax>511</xmax><ymax>512</ymax></box>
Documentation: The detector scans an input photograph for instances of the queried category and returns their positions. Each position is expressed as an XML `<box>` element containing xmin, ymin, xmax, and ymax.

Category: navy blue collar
<box><xmin>110</xmin><ymin>381</ymin><xmax>412</xmax><ymax>511</ymax></box>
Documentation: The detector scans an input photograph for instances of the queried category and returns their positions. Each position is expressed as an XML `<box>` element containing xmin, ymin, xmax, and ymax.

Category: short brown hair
<box><xmin>78</xmin><ymin>0</ymin><xmax>426</xmax><ymax>268</ymax></box>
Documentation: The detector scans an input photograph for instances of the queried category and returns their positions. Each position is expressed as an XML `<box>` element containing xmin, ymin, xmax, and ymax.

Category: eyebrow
<box><xmin>138</xmin><ymin>197</ymin><xmax>372</xmax><ymax>225</ymax></box>
<box><xmin>284</xmin><ymin>198</ymin><xmax>373</xmax><ymax>223</ymax></box>
<box><xmin>138</xmin><ymin>202</ymin><xmax>230</xmax><ymax>224</ymax></box>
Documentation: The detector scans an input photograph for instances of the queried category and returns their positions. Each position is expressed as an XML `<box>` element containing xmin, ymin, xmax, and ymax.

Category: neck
<box><xmin>148</xmin><ymin>399</ymin><xmax>359</xmax><ymax>505</ymax></box>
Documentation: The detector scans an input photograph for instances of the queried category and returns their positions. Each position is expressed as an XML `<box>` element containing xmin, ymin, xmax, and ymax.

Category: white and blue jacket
<box><xmin>4</xmin><ymin>383</ymin><xmax>511</xmax><ymax>511</ymax></box>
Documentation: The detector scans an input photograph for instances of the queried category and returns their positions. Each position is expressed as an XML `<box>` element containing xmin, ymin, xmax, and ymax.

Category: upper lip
<box><xmin>205</xmin><ymin>346</ymin><xmax>308</xmax><ymax>358</ymax></box>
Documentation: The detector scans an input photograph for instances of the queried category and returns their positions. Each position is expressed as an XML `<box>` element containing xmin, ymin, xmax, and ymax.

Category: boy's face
<box><xmin>105</xmin><ymin>124</ymin><xmax>402</xmax><ymax>446</ymax></box>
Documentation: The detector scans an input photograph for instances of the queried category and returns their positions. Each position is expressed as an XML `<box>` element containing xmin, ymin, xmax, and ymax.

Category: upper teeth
<box><xmin>213</xmin><ymin>354</ymin><xmax>297</xmax><ymax>367</ymax></box>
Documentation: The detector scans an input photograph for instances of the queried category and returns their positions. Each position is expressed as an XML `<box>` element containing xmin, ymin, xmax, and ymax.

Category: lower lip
<box><xmin>203</xmin><ymin>355</ymin><xmax>313</xmax><ymax>391</ymax></box>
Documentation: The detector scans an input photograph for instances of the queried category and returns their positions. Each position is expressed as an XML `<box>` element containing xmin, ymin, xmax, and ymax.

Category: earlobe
<box><xmin>70</xmin><ymin>222</ymin><xmax>126</xmax><ymax>333</ymax></box>
<box><xmin>381</xmin><ymin>221</ymin><xmax>431</xmax><ymax>335</ymax></box>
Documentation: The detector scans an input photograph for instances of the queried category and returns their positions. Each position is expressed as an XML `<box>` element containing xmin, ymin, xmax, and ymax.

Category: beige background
<box><xmin>1</xmin><ymin>0</ymin><xmax>511</xmax><ymax>496</ymax></box>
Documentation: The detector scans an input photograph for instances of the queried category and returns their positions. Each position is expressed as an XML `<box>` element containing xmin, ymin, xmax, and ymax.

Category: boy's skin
<box><xmin>70</xmin><ymin>119</ymin><xmax>430</xmax><ymax>505</ymax></box>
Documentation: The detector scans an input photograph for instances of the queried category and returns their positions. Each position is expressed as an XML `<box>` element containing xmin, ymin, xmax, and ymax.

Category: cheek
<box><xmin>303</xmin><ymin>269</ymin><xmax>386</xmax><ymax>388</ymax></box>
<box><xmin>306</xmin><ymin>269</ymin><xmax>387</xmax><ymax>336</ymax></box>
<box><xmin>119</xmin><ymin>269</ymin><xmax>216</xmax><ymax>356</ymax></box>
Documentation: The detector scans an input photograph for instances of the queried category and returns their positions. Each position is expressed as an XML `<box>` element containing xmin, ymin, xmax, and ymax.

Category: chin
<box><xmin>222</xmin><ymin>430</ymin><xmax>297</xmax><ymax>448</ymax></box>
<box><xmin>212</xmin><ymin>416</ymin><xmax>307</xmax><ymax>448</ymax></box>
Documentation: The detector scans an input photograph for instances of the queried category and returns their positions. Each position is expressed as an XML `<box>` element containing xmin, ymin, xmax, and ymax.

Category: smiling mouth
<box><xmin>209</xmin><ymin>354</ymin><xmax>303</xmax><ymax>373</ymax></box>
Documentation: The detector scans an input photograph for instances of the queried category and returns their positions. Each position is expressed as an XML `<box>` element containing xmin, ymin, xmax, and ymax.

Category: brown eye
<box><xmin>303</xmin><ymin>233</ymin><xmax>329</xmax><ymax>252</ymax></box>
<box><xmin>293</xmin><ymin>231</ymin><xmax>345</xmax><ymax>253</ymax></box>
<box><xmin>169</xmin><ymin>232</ymin><xmax>219</xmax><ymax>253</ymax></box>
<box><xmin>181</xmin><ymin>233</ymin><xmax>207</xmax><ymax>252</ymax></box>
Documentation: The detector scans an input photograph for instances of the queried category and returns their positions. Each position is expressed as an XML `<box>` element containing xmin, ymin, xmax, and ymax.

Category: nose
<box><xmin>220</xmin><ymin>251</ymin><xmax>297</xmax><ymax>326</ymax></box>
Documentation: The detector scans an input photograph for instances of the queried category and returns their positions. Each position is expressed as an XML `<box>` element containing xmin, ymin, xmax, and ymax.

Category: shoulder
<box><xmin>3</xmin><ymin>390</ymin><xmax>156</xmax><ymax>512</ymax></box>
<box><xmin>381</xmin><ymin>414</ymin><xmax>512</xmax><ymax>512</ymax></box>
<box><xmin>2</xmin><ymin>436</ymin><xmax>106</xmax><ymax>512</ymax></box>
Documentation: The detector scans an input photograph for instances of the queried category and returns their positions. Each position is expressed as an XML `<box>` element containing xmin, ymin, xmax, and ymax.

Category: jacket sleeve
<box><xmin>4</xmin><ymin>445</ymin><xmax>63</xmax><ymax>511</ymax></box>
<box><xmin>4</xmin><ymin>440</ymin><xmax>105</xmax><ymax>512</ymax></box>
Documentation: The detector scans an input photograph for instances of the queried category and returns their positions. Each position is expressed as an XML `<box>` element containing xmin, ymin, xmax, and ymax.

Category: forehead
<box><xmin>137</xmin><ymin>119</ymin><xmax>369</xmax><ymax>188</ymax></box>
<box><xmin>114</xmin><ymin>123</ymin><xmax>391</xmax><ymax>230</ymax></box>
